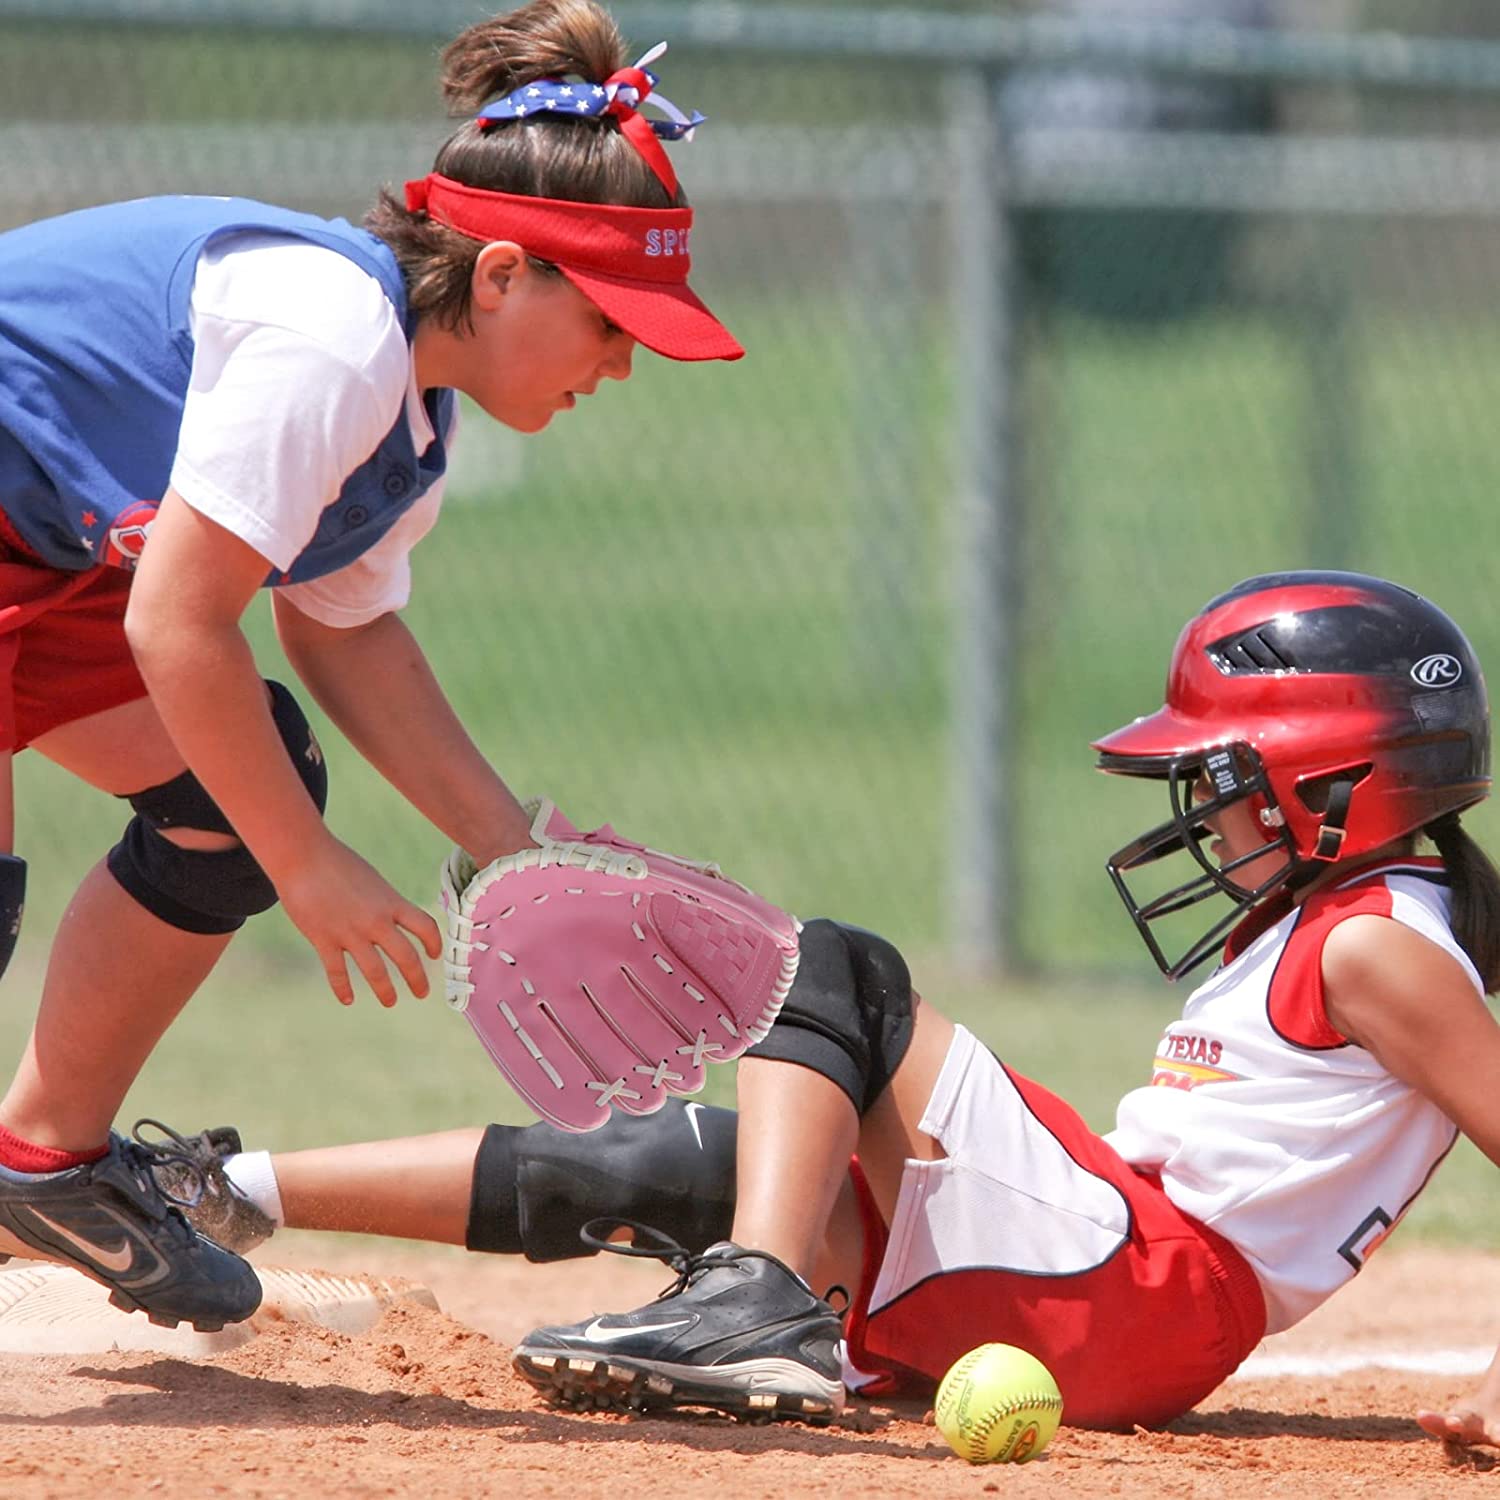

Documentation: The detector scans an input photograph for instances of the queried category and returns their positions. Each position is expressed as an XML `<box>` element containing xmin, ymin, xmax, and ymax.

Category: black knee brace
<box><xmin>106</xmin><ymin>681</ymin><xmax>328</xmax><ymax>934</ymax></box>
<box><xmin>745</xmin><ymin>918</ymin><xmax>916</xmax><ymax>1115</ymax></box>
<box><xmin>0</xmin><ymin>852</ymin><xmax>24</xmax><ymax>978</ymax></box>
<box><xmin>466</xmin><ymin>1097</ymin><xmax>739</xmax><ymax>1261</ymax></box>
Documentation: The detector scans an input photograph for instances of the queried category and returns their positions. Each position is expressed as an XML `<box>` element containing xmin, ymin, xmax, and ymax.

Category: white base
<box><xmin>0</xmin><ymin>1260</ymin><xmax>438</xmax><ymax>1356</ymax></box>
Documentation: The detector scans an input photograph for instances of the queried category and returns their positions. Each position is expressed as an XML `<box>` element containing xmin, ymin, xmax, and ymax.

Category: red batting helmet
<box><xmin>1093</xmin><ymin>571</ymin><xmax>1491</xmax><ymax>978</ymax></box>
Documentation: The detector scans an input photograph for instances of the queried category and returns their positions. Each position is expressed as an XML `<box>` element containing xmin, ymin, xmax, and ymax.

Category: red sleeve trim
<box><xmin>1265</xmin><ymin>881</ymin><xmax>1397</xmax><ymax>1050</ymax></box>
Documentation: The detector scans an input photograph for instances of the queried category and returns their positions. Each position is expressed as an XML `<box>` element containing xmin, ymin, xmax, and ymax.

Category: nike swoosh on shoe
<box><xmin>26</xmin><ymin>1206</ymin><xmax>167</xmax><ymax>1286</ymax></box>
<box><xmin>579</xmin><ymin>1317</ymin><xmax>694</xmax><ymax>1345</ymax></box>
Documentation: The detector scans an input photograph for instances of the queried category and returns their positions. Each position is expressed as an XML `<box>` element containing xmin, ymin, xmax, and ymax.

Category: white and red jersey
<box><xmin>1106</xmin><ymin>857</ymin><xmax>1475</xmax><ymax>1334</ymax></box>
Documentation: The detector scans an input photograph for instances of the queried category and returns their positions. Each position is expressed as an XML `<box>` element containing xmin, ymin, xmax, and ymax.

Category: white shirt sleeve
<box><xmin>170</xmin><ymin>233</ymin><xmax>412</xmax><ymax>572</ymax></box>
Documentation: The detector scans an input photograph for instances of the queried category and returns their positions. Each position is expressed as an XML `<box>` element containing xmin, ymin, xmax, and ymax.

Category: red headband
<box><xmin>403</xmin><ymin>173</ymin><xmax>741</xmax><ymax>363</ymax></box>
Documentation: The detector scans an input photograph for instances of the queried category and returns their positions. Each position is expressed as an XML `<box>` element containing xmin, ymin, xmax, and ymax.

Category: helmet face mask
<box><xmin>1094</xmin><ymin>571</ymin><xmax>1491</xmax><ymax>980</ymax></box>
<box><xmin>1103</xmin><ymin>743</ymin><xmax>1300</xmax><ymax>978</ymax></box>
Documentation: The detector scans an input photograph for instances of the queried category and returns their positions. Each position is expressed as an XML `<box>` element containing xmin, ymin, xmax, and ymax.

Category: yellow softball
<box><xmin>933</xmin><ymin>1343</ymin><xmax>1064</xmax><ymax>1464</ymax></box>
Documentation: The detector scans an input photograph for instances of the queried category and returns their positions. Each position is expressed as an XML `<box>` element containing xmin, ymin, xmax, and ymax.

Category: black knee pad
<box><xmin>745</xmin><ymin>918</ymin><xmax>915</xmax><ymax>1115</ymax></box>
<box><xmin>0</xmin><ymin>853</ymin><xmax>24</xmax><ymax>979</ymax></box>
<box><xmin>106</xmin><ymin>681</ymin><xmax>328</xmax><ymax>934</ymax></box>
<box><xmin>466</xmin><ymin>1097</ymin><xmax>739</xmax><ymax>1261</ymax></box>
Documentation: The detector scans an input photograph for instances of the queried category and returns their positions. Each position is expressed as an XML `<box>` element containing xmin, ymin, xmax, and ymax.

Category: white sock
<box><xmin>223</xmin><ymin>1150</ymin><xmax>285</xmax><ymax>1227</ymax></box>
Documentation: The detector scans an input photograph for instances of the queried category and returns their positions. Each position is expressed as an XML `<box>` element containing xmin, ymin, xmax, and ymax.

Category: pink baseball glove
<box><xmin>441</xmin><ymin>799</ymin><xmax>800</xmax><ymax>1131</ymax></box>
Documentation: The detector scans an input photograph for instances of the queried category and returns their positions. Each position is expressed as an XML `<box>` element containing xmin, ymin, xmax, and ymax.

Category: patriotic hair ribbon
<box><xmin>475</xmin><ymin>42</ymin><xmax>704</xmax><ymax>196</ymax></box>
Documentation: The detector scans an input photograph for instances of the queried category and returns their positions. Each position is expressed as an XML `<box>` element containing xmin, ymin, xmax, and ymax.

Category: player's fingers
<box><xmin>1415</xmin><ymin>1411</ymin><xmax>1453</xmax><ymax>1438</ymax></box>
<box><xmin>382</xmin><ymin>922</ymin><xmax>433</xmax><ymax>1000</ymax></box>
<box><xmin>399</xmin><ymin>903</ymin><xmax>443</xmax><ymax>959</ymax></box>
<box><xmin>1418</xmin><ymin>1409</ymin><xmax>1487</xmax><ymax>1445</ymax></box>
<box><xmin>318</xmin><ymin>947</ymin><xmax>355</xmax><ymax>1008</ymax></box>
<box><xmin>349</xmin><ymin>941</ymin><xmax>399</xmax><ymax>1009</ymax></box>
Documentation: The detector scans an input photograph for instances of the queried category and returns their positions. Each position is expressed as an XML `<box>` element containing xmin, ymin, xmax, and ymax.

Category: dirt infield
<box><xmin>1</xmin><ymin>1241</ymin><xmax>1495</xmax><ymax>1499</ymax></box>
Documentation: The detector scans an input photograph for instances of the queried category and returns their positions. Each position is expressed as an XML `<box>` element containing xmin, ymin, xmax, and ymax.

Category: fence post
<box><xmin>1301</xmin><ymin>266</ymin><xmax>1359</xmax><ymax>567</ymax></box>
<box><xmin>949</xmin><ymin>66</ymin><xmax>1021</xmax><ymax>974</ymax></box>
<box><xmin>850</xmin><ymin>188</ymin><xmax>925</xmax><ymax>696</ymax></box>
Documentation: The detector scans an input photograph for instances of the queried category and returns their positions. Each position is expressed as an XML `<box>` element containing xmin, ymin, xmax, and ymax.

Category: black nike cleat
<box><xmin>513</xmin><ymin>1223</ymin><xmax>844</xmax><ymax>1424</ymax></box>
<box><xmin>133</xmin><ymin>1118</ymin><xmax>276</xmax><ymax>1255</ymax></box>
<box><xmin>0</xmin><ymin>1130</ymin><xmax>262</xmax><ymax>1330</ymax></box>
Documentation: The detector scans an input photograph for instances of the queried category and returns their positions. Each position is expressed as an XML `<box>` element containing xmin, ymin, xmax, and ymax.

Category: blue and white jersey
<box><xmin>0</xmin><ymin>196</ymin><xmax>454</xmax><ymax>589</ymax></box>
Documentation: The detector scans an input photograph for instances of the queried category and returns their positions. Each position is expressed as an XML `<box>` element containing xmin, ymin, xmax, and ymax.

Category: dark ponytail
<box><xmin>1428</xmin><ymin>812</ymin><xmax>1500</xmax><ymax>993</ymax></box>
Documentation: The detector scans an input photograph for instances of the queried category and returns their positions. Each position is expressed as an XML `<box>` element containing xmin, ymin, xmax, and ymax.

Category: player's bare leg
<box><xmin>729</xmin><ymin>1063</ymin><xmax>855</xmax><ymax>1281</ymax></box>
<box><xmin>0</xmin><ymin>696</ymin><xmax>260</xmax><ymax>1329</ymax></box>
<box><xmin>0</xmin><ymin>861</ymin><xmax>233</xmax><ymax>1148</ymax></box>
<box><xmin>0</xmin><ymin>697</ymin><xmax>238</xmax><ymax>1150</ymax></box>
<box><xmin>272</xmin><ymin>1129</ymin><xmax>483</xmax><ymax>1244</ymax></box>
<box><xmin>732</xmin><ymin>999</ymin><xmax>955</xmax><ymax>1291</ymax></box>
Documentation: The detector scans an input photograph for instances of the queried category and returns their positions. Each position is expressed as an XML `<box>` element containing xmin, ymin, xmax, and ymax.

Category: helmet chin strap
<box><xmin>1310</xmin><ymin>777</ymin><xmax>1355</xmax><ymax>862</ymax></box>
<box><xmin>1281</xmin><ymin>776</ymin><xmax>1358</xmax><ymax>896</ymax></box>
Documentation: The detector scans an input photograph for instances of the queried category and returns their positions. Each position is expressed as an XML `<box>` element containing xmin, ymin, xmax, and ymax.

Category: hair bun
<box><xmin>440</xmin><ymin>0</ymin><xmax>627</xmax><ymax>114</ymax></box>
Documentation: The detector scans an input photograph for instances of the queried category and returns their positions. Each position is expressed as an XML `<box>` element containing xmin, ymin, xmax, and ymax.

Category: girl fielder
<box><xmin>0</xmin><ymin>0</ymin><xmax>741</xmax><ymax>1331</ymax></box>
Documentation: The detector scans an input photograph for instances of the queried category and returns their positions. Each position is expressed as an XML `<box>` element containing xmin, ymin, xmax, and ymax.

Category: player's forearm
<box><xmin>276</xmin><ymin>605</ymin><xmax>533</xmax><ymax>861</ymax></box>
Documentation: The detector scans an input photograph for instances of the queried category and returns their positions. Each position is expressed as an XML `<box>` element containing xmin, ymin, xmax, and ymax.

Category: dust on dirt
<box><xmin>0</xmin><ymin>1241</ymin><xmax>1494</xmax><ymax>1499</ymax></box>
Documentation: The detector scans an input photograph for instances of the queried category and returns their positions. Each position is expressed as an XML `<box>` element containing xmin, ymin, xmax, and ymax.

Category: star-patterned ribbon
<box><xmin>475</xmin><ymin>42</ymin><xmax>703</xmax><ymax>195</ymax></box>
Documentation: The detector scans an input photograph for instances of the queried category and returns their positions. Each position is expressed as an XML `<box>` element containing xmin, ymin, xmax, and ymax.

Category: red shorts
<box><xmin>0</xmin><ymin>510</ymin><xmax>145</xmax><ymax>753</ymax></box>
<box><xmin>844</xmin><ymin>1027</ymin><xmax>1267</xmax><ymax>1429</ymax></box>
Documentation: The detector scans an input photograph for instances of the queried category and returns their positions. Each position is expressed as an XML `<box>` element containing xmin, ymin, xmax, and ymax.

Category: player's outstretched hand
<box><xmin>279</xmin><ymin>837</ymin><xmax>442</xmax><ymax>1007</ymax></box>
<box><xmin>1417</xmin><ymin>1385</ymin><xmax>1500</xmax><ymax>1449</ymax></box>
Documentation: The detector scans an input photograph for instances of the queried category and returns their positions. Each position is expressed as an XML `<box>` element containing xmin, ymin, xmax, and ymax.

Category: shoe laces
<box><xmin>579</xmin><ymin>1216</ymin><xmax>806</xmax><ymax>1303</ymax></box>
<box><xmin>128</xmin><ymin>1118</ymin><xmax>211</xmax><ymax>1209</ymax></box>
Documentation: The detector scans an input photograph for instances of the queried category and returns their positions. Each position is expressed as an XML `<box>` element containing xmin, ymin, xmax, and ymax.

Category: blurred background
<box><xmin>0</xmin><ymin>0</ymin><xmax>1497</xmax><ymax>1246</ymax></box>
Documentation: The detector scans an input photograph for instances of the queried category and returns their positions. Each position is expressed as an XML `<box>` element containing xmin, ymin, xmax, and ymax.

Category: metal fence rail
<box><xmin>8</xmin><ymin>1</ymin><xmax>1500</xmax><ymax>91</ymax></box>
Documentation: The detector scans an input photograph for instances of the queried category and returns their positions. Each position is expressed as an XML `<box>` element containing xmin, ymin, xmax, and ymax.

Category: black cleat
<box><xmin>513</xmin><ymin>1222</ymin><xmax>844</xmax><ymax>1424</ymax></box>
<box><xmin>0</xmin><ymin>1129</ymin><xmax>262</xmax><ymax>1331</ymax></box>
<box><xmin>133</xmin><ymin>1119</ymin><xmax>276</xmax><ymax>1255</ymax></box>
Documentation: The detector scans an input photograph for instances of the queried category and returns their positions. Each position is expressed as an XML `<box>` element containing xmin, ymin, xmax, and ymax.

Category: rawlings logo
<box><xmin>101</xmin><ymin>499</ymin><xmax>160</xmax><ymax>571</ymax></box>
<box><xmin>1411</xmin><ymin>653</ymin><xmax>1462</xmax><ymax>688</ymax></box>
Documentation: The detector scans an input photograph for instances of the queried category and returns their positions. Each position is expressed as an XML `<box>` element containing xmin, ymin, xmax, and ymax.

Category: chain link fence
<box><xmin>5</xmin><ymin>2</ymin><xmax>1500</xmax><ymax>979</ymax></box>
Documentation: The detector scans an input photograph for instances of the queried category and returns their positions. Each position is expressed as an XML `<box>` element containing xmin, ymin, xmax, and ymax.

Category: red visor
<box><xmin>404</xmin><ymin>173</ymin><xmax>743</xmax><ymax>362</ymax></box>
